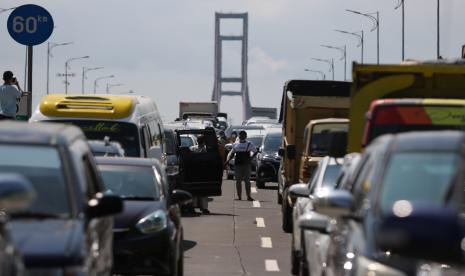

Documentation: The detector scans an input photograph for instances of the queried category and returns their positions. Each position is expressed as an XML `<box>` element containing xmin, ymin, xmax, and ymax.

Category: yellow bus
<box><xmin>30</xmin><ymin>94</ymin><xmax>164</xmax><ymax>159</ymax></box>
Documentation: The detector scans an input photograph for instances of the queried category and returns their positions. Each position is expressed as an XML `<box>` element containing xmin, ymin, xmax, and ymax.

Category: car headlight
<box><xmin>354</xmin><ymin>256</ymin><xmax>406</xmax><ymax>276</ymax></box>
<box><xmin>136</xmin><ymin>210</ymin><xmax>167</xmax><ymax>234</ymax></box>
<box><xmin>166</xmin><ymin>165</ymin><xmax>179</xmax><ymax>176</ymax></box>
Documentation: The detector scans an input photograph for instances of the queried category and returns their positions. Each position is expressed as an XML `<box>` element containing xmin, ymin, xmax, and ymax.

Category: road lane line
<box><xmin>251</xmin><ymin>187</ymin><xmax>258</xmax><ymax>194</ymax></box>
<box><xmin>265</xmin><ymin>259</ymin><xmax>280</xmax><ymax>272</ymax></box>
<box><xmin>256</xmin><ymin>217</ymin><xmax>265</xmax><ymax>228</ymax></box>
<box><xmin>253</xmin><ymin>200</ymin><xmax>261</xmax><ymax>208</ymax></box>
<box><xmin>261</xmin><ymin>237</ymin><xmax>273</xmax><ymax>248</ymax></box>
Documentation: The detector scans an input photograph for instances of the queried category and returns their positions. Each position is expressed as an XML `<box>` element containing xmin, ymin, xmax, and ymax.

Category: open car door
<box><xmin>176</xmin><ymin>128</ymin><xmax>223</xmax><ymax>197</ymax></box>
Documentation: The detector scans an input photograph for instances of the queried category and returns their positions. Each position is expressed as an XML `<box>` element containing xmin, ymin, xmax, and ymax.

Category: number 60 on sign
<box><xmin>7</xmin><ymin>4</ymin><xmax>54</xmax><ymax>46</ymax></box>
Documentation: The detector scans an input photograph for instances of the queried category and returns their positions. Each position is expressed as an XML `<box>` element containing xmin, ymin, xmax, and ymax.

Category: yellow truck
<box><xmin>278</xmin><ymin>80</ymin><xmax>351</xmax><ymax>232</ymax></box>
<box><xmin>348</xmin><ymin>60</ymin><xmax>465</xmax><ymax>152</ymax></box>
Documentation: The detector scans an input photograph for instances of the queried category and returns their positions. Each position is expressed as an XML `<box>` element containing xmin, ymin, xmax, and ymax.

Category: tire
<box><xmin>281</xmin><ymin>189</ymin><xmax>293</xmax><ymax>233</ymax></box>
<box><xmin>256</xmin><ymin>180</ymin><xmax>265</xmax><ymax>189</ymax></box>
<box><xmin>299</xmin><ymin>244</ymin><xmax>309</xmax><ymax>276</ymax></box>
<box><xmin>291</xmin><ymin>233</ymin><xmax>300</xmax><ymax>275</ymax></box>
<box><xmin>177</xmin><ymin>232</ymin><xmax>184</xmax><ymax>276</ymax></box>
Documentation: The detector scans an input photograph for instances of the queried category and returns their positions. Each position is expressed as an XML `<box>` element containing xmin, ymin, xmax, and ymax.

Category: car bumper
<box><xmin>113</xmin><ymin>228</ymin><xmax>176</xmax><ymax>275</ymax></box>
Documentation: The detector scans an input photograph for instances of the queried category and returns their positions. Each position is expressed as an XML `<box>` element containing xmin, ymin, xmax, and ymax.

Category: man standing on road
<box><xmin>0</xmin><ymin>71</ymin><xmax>27</xmax><ymax>120</ymax></box>
<box><xmin>225</xmin><ymin>130</ymin><xmax>257</xmax><ymax>201</ymax></box>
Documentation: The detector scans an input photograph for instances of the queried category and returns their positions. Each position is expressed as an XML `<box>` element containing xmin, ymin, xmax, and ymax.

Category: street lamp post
<box><xmin>321</xmin><ymin>44</ymin><xmax>347</xmax><ymax>81</ymax></box>
<box><xmin>47</xmin><ymin>42</ymin><xmax>73</xmax><ymax>94</ymax></box>
<box><xmin>346</xmin><ymin>9</ymin><xmax>380</xmax><ymax>64</ymax></box>
<box><xmin>65</xmin><ymin>56</ymin><xmax>89</xmax><ymax>94</ymax></box>
<box><xmin>82</xmin><ymin>67</ymin><xmax>103</xmax><ymax>94</ymax></box>
<box><xmin>304</xmin><ymin>69</ymin><xmax>326</xmax><ymax>80</ymax></box>
<box><xmin>312</xmin><ymin>58</ymin><xmax>335</xmax><ymax>80</ymax></box>
<box><xmin>93</xmin><ymin>75</ymin><xmax>114</xmax><ymax>94</ymax></box>
<box><xmin>395</xmin><ymin>0</ymin><xmax>405</xmax><ymax>60</ymax></box>
<box><xmin>335</xmin><ymin>29</ymin><xmax>364</xmax><ymax>64</ymax></box>
<box><xmin>106</xmin><ymin>83</ymin><xmax>124</xmax><ymax>94</ymax></box>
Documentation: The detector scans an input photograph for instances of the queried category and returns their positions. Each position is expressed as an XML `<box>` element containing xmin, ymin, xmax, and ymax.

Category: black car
<box><xmin>256</xmin><ymin>129</ymin><xmax>282</xmax><ymax>188</ymax></box>
<box><xmin>0</xmin><ymin>174</ymin><xmax>36</xmax><ymax>276</ymax></box>
<box><xmin>96</xmin><ymin>157</ymin><xmax>192</xmax><ymax>275</ymax></box>
<box><xmin>0</xmin><ymin>122</ymin><xmax>123</xmax><ymax>275</ymax></box>
<box><xmin>315</xmin><ymin>131</ymin><xmax>465</xmax><ymax>276</ymax></box>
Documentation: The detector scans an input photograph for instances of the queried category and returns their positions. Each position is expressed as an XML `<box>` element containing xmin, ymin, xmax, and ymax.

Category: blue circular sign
<box><xmin>7</xmin><ymin>4</ymin><xmax>54</xmax><ymax>46</ymax></box>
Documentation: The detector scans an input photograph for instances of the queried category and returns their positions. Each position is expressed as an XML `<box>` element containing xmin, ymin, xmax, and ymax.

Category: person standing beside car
<box><xmin>0</xmin><ymin>71</ymin><xmax>27</xmax><ymax>120</ymax></box>
<box><xmin>225</xmin><ymin>130</ymin><xmax>257</xmax><ymax>201</ymax></box>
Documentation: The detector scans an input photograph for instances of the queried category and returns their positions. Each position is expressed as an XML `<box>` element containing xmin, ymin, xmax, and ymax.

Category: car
<box><xmin>226</xmin><ymin>135</ymin><xmax>264</xmax><ymax>180</ymax></box>
<box><xmin>163</xmin><ymin>128</ymin><xmax>181</xmax><ymax>192</ymax></box>
<box><xmin>0</xmin><ymin>121</ymin><xmax>123</xmax><ymax>275</ymax></box>
<box><xmin>288</xmin><ymin>156</ymin><xmax>343</xmax><ymax>275</ymax></box>
<box><xmin>316</xmin><ymin>131</ymin><xmax>465</xmax><ymax>276</ymax></box>
<box><xmin>96</xmin><ymin>157</ymin><xmax>192</xmax><ymax>275</ymax></box>
<box><xmin>180</xmin><ymin>134</ymin><xmax>198</xmax><ymax>147</ymax></box>
<box><xmin>255</xmin><ymin>129</ymin><xmax>282</xmax><ymax>188</ymax></box>
<box><xmin>88</xmin><ymin>137</ymin><xmax>125</xmax><ymax>157</ymax></box>
<box><xmin>0</xmin><ymin>174</ymin><xmax>36</xmax><ymax>276</ymax></box>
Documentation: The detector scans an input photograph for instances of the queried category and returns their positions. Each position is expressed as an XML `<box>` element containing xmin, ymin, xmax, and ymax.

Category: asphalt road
<box><xmin>182</xmin><ymin>179</ymin><xmax>292</xmax><ymax>276</ymax></box>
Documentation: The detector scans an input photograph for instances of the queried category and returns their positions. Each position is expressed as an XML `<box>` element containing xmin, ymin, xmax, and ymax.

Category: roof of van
<box><xmin>0</xmin><ymin>121</ymin><xmax>85</xmax><ymax>146</ymax></box>
<box><xmin>32</xmin><ymin>94</ymin><xmax>159</xmax><ymax>121</ymax></box>
<box><xmin>373</xmin><ymin>131</ymin><xmax>465</xmax><ymax>153</ymax></box>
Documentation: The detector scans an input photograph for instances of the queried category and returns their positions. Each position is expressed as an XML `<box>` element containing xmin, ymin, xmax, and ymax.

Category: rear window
<box><xmin>0</xmin><ymin>145</ymin><xmax>70</xmax><ymax>217</ymax></box>
<box><xmin>368</xmin><ymin>105</ymin><xmax>465</xmax><ymax>144</ymax></box>
<box><xmin>99</xmin><ymin>165</ymin><xmax>160</xmax><ymax>200</ymax></box>
<box><xmin>309</xmin><ymin>123</ymin><xmax>348</xmax><ymax>156</ymax></box>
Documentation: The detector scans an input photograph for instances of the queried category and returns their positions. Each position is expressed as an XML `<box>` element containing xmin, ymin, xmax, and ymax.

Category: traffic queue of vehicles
<box><xmin>281</xmin><ymin>60</ymin><xmax>465</xmax><ymax>276</ymax></box>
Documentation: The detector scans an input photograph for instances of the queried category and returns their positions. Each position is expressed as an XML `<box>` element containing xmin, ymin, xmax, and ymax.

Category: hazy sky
<box><xmin>1</xmin><ymin>0</ymin><xmax>464</xmax><ymax>122</ymax></box>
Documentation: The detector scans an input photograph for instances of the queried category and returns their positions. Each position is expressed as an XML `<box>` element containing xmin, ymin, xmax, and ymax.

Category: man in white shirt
<box><xmin>225</xmin><ymin>130</ymin><xmax>257</xmax><ymax>201</ymax></box>
<box><xmin>0</xmin><ymin>71</ymin><xmax>26</xmax><ymax>120</ymax></box>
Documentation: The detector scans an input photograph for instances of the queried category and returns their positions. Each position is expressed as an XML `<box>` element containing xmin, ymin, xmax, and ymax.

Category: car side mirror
<box><xmin>328</xmin><ymin>131</ymin><xmax>348</xmax><ymax>158</ymax></box>
<box><xmin>376</xmin><ymin>206</ymin><xmax>464</xmax><ymax>265</ymax></box>
<box><xmin>313</xmin><ymin>189</ymin><xmax>353</xmax><ymax>218</ymax></box>
<box><xmin>286</xmin><ymin>145</ymin><xmax>296</xmax><ymax>159</ymax></box>
<box><xmin>148</xmin><ymin>145</ymin><xmax>163</xmax><ymax>160</ymax></box>
<box><xmin>288</xmin><ymin>184</ymin><xmax>310</xmax><ymax>199</ymax></box>
<box><xmin>171</xmin><ymin>189</ymin><xmax>192</xmax><ymax>206</ymax></box>
<box><xmin>298</xmin><ymin>212</ymin><xmax>331</xmax><ymax>234</ymax></box>
<box><xmin>87</xmin><ymin>193</ymin><xmax>124</xmax><ymax>218</ymax></box>
<box><xmin>0</xmin><ymin>173</ymin><xmax>36</xmax><ymax>212</ymax></box>
<box><xmin>278</xmin><ymin>148</ymin><xmax>285</xmax><ymax>157</ymax></box>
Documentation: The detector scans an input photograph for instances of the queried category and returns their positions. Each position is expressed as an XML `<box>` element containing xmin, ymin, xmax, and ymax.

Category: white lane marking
<box><xmin>251</xmin><ymin>187</ymin><xmax>258</xmax><ymax>194</ymax></box>
<box><xmin>261</xmin><ymin>237</ymin><xmax>273</xmax><ymax>248</ymax></box>
<box><xmin>256</xmin><ymin>217</ymin><xmax>265</xmax><ymax>228</ymax></box>
<box><xmin>253</xmin><ymin>200</ymin><xmax>261</xmax><ymax>208</ymax></box>
<box><xmin>265</xmin><ymin>259</ymin><xmax>280</xmax><ymax>272</ymax></box>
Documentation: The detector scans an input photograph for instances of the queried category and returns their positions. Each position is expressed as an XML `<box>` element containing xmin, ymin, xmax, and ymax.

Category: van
<box><xmin>30</xmin><ymin>94</ymin><xmax>164</xmax><ymax>159</ymax></box>
<box><xmin>299</xmin><ymin>118</ymin><xmax>349</xmax><ymax>183</ymax></box>
<box><xmin>363</xmin><ymin>98</ymin><xmax>465</xmax><ymax>148</ymax></box>
<box><xmin>278</xmin><ymin>80</ymin><xmax>351</xmax><ymax>232</ymax></box>
<box><xmin>349</xmin><ymin>60</ymin><xmax>465</xmax><ymax>152</ymax></box>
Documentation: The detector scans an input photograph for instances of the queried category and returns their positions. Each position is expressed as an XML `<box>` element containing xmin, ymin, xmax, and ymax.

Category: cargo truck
<box><xmin>178</xmin><ymin>101</ymin><xmax>219</xmax><ymax>120</ymax></box>
<box><xmin>278</xmin><ymin>80</ymin><xmax>351</xmax><ymax>232</ymax></box>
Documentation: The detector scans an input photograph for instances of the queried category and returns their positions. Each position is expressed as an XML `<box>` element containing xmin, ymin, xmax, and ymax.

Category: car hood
<box><xmin>115</xmin><ymin>200</ymin><xmax>164</xmax><ymax>228</ymax></box>
<box><xmin>10</xmin><ymin>219</ymin><xmax>84</xmax><ymax>267</ymax></box>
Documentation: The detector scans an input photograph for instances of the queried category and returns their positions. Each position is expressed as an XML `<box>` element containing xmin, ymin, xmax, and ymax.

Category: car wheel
<box><xmin>291</xmin><ymin>234</ymin><xmax>300</xmax><ymax>275</ymax></box>
<box><xmin>177</xmin><ymin>232</ymin><xmax>184</xmax><ymax>276</ymax></box>
<box><xmin>299</xmin><ymin>244</ymin><xmax>309</xmax><ymax>276</ymax></box>
<box><xmin>281</xmin><ymin>189</ymin><xmax>293</xmax><ymax>233</ymax></box>
<box><xmin>256</xmin><ymin>180</ymin><xmax>265</xmax><ymax>189</ymax></box>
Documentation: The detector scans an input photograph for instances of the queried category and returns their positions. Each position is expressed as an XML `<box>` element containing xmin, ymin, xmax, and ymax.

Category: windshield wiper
<box><xmin>121</xmin><ymin>196</ymin><xmax>157</xmax><ymax>201</ymax></box>
<box><xmin>11</xmin><ymin>211</ymin><xmax>62</xmax><ymax>219</ymax></box>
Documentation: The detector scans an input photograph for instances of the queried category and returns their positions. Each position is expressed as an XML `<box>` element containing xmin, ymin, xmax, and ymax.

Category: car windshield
<box><xmin>99</xmin><ymin>165</ymin><xmax>160</xmax><ymax>200</ymax></box>
<box><xmin>379</xmin><ymin>152</ymin><xmax>458</xmax><ymax>215</ymax></box>
<box><xmin>309</xmin><ymin>123</ymin><xmax>348</xmax><ymax>156</ymax></box>
<box><xmin>263</xmin><ymin>135</ymin><xmax>282</xmax><ymax>153</ymax></box>
<box><xmin>0</xmin><ymin>145</ymin><xmax>70</xmax><ymax>217</ymax></box>
<box><xmin>181</xmin><ymin>136</ymin><xmax>195</xmax><ymax>147</ymax></box>
<box><xmin>322</xmin><ymin>165</ymin><xmax>342</xmax><ymax>188</ymax></box>
<box><xmin>49</xmin><ymin>120</ymin><xmax>140</xmax><ymax>157</ymax></box>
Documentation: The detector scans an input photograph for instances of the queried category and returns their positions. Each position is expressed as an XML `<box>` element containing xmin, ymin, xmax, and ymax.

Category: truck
<box><xmin>250</xmin><ymin>107</ymin><xmax>278</xmax><ymax>119</ymax></box>
<box><xmin>179</xmin><ymin>101</ymin><xmax>219</xmax><ymax>120</ymax></box>
<box><xmin>278</xmin><ymin>80</ymin><xmax>351</xmax><ymax>232</ymax></box>
<box><xmin>348</xmin><ymin>60</ymin><xmax>465</xmax><ymax>152</ymax></box>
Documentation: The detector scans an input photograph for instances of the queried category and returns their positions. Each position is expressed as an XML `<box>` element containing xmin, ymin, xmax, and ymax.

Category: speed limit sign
<box><xmin>7</xmin><ymin>4</ymin><xmax>54</xmax><ymax>46</ymax></box>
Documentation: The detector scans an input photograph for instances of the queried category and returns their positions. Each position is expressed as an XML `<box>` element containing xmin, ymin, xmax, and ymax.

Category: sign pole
<box><xmin>27</xmin><ymin>45</ymin><xmax>33</xmax><ymax>118</ymax></box>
